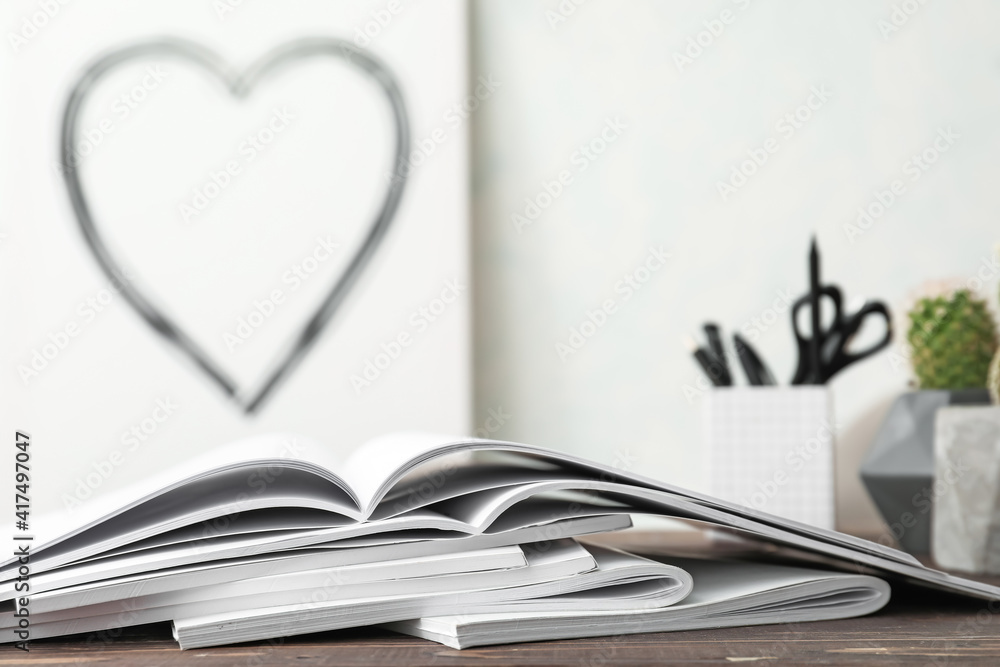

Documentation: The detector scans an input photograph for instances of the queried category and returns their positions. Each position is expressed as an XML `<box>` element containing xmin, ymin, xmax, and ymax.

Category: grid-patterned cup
<box><xmin>702</xmin><ymin>386</ymin><xmax>835</xmax><ymax>530</ymax></box>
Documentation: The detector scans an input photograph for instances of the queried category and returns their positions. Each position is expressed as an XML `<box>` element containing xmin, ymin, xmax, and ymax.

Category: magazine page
<box><xmin>0</xmin><ymin>432</ymin><xmax>355</xmax><ymax>571</ymax></box>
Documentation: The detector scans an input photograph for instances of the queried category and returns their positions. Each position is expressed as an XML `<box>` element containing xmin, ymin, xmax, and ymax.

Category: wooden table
<box><xmin>15</xmin><ymin>534</ymin><xmax>1000</xmax><ymax>665</ymax></box>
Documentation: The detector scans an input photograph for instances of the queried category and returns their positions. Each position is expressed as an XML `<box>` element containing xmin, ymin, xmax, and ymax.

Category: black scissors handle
<box><xmin>790</xmin><ymin>285</ymin><xmax>843</xmax><ymax>385</ymax></box>
<box><xmin>791</xmin><ymin>292</ymin><xmax>892</xmax><ymax>384</ymax></box>
<box><xmin>821</xmin><ymin>301</ymin><xmax>893</xmax><ymax>381</ymax></box>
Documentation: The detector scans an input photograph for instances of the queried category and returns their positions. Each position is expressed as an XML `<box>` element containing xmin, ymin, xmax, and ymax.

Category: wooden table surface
<box><xmin>14</xmin><ymin>534</ymin><xmax>1000</xmax><ymax>665</ymax></box>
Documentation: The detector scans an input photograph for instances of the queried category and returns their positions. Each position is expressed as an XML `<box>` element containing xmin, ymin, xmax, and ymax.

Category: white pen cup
<box><xmin>702</xmin><ymin>386</ymin><xmax>835</xmax><ymax>530</ymax></box>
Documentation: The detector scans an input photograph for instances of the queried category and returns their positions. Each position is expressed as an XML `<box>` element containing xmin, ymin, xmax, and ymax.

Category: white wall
<box><xmin>1</xmin><ymin>0</ymin><xmax>471</xmax><ymax>520</ymax></box>
<box><xmin>4</xmin><ymin>0</ymin><xmax>1000</xmax><ymax>535</ymax></box>
<box><xmin>470</xmin><ymin>0</ymin><xmax>1000</xmax><ymax>533</ymax></box>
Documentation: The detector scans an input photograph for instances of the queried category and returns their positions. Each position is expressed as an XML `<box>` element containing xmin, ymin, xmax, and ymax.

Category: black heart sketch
<box><xmin>60</xmin><ymin>38</ymin><xmax>410</xmax><ymax>414</ymax></box>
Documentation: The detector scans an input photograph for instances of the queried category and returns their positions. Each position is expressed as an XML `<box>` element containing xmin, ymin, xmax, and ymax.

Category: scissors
<box><xmin>790</xmin><ymin>240</ymin><xmax>893</xmax><ymax>385</ymax></box>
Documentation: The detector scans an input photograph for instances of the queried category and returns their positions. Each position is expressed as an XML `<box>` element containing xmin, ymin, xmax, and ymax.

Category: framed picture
<box><xmin>0</xmin><ymin>0</ymin><xmax>470</xmax><ymax>517</ymax></box>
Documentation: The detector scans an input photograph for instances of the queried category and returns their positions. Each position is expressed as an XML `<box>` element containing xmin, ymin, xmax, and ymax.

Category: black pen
<box><xmin>685</xmin><ymin>336</ymin><xmax>732</xmax><ymax>387</ymax></box>
<box><xmin>733</xmin><ymin>333</ymin><xmax>777</xmax><ymax>386</ymax></box>
<box><xmin>703</xmin><ymin>323</ymin><xmax>729</xmax><ymax>380</ymax></box>
<box><xmin>809</xmin><ymin>236</ymin><xmax>822</xmax><ymax>384</ymax></box>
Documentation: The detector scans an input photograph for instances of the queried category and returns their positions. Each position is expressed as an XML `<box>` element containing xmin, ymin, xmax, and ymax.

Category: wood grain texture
<box><xmin>11</xmin><ymin>535</ymin><xmax>1000</xmax><ymax>665</ymax></box>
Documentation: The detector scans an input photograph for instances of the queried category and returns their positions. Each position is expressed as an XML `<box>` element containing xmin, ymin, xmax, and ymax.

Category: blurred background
<box><xmin>469</xmin><ymin>0</ymin><xmax>1000</xmax><ymax>535</ymax></box>
<box><xmin>4</xmin><ymin>0</ymin><xmax>1000</xmax><ymax>539</ymax></box>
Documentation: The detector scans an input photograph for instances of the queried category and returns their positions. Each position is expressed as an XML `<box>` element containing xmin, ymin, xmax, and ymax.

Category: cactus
<box><xmin>907</xmin><ymin>289</ymin><xmax>998</xmax><ymax>390</ymax></box>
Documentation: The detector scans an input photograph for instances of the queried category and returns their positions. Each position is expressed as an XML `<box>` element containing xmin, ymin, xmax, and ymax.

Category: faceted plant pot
<box><xmin>932</xmin><ymin>406</ymin><xmax>1000</xmax><ymax>574</ymax></box>
<box><xmin>860</xmin><ymin>389</ymin><xmax>990</xmax><ymax>554</ymax></box>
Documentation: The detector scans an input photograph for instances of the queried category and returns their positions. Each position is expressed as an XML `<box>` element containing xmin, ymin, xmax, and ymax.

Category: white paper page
<box><xmin>357</xmin><ymin>437</ymin><xmax>922</xmax><ymax>567</ymax></box>
<box><xmin>374</xmin><ymin>465</ymin><xmax>586</xmax><ymax>521</ymax></box>
<box><xmin>8</xmin><ymin>546</ymin><xmax>527</xmax><ymax>623</ymax></box>
<box><xmin>58</xmin><ymin>510</ymin><xmax>351</xmax><ymax>565</ymax></box>
<box><xmin>6</xmin><ymin>540</ymin><xmax>596</xmax><ymax>643</ymax></box>
<box><xmin>353</xmin><ymin>438</ymin><xmax>1000</xmax><ymax>602</ymax></box>
<box><xmin>2</xmin><ymin>514</ymin><xmax>631</xmax><ymax>601</ymax></box>
<box><xmin>0</xmin><ymin>432</ymin><xmax>349</xmax><ymax>565</ymax></box>
<box><xmin>401</xmin><ymin>557</ymin><xmax>889</xmax><ymax>631</ymax></box>
<box><xmin>341</xmin><ymin>432</ymin><xmax>470</xmax><ymax>512</ymax></box>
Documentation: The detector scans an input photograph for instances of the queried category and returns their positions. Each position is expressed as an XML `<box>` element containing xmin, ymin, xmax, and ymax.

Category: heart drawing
<box><xmin>60</xmin><ymin>38</ymin><xmax>411</xmax><ymax>414</ymax></box>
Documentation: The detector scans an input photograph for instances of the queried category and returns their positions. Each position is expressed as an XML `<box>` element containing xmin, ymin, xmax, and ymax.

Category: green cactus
<box><xmin>907</xmin><ymin>289</ymin><xmax>998</xmax><ymax>390</ymax></box>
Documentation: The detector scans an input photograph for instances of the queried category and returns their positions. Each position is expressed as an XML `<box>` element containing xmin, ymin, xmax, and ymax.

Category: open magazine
<box><xmin>2</xmin><ymin>433</ymin><xmax>996</xmax><ymax>649</ymax></box>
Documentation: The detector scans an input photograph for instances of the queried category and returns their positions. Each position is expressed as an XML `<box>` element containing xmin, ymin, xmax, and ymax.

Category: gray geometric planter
<box><xmin>860</xmin><ymin>389</ymin><xmax>990</xmax><ymax>554</ymax></box>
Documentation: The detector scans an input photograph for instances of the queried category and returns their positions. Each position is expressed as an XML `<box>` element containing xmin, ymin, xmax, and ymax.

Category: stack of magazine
<box><xmin>4</xmin><ymin>433</ymin><xmax>997</xmax><ymax>650</ymax></box>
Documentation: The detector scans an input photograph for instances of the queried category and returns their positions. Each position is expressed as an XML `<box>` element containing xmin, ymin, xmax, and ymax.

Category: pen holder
<box><xmin>702</xmin><ymin>386</ymin><xmax>835</xmax><ymax>530</ymax></box>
